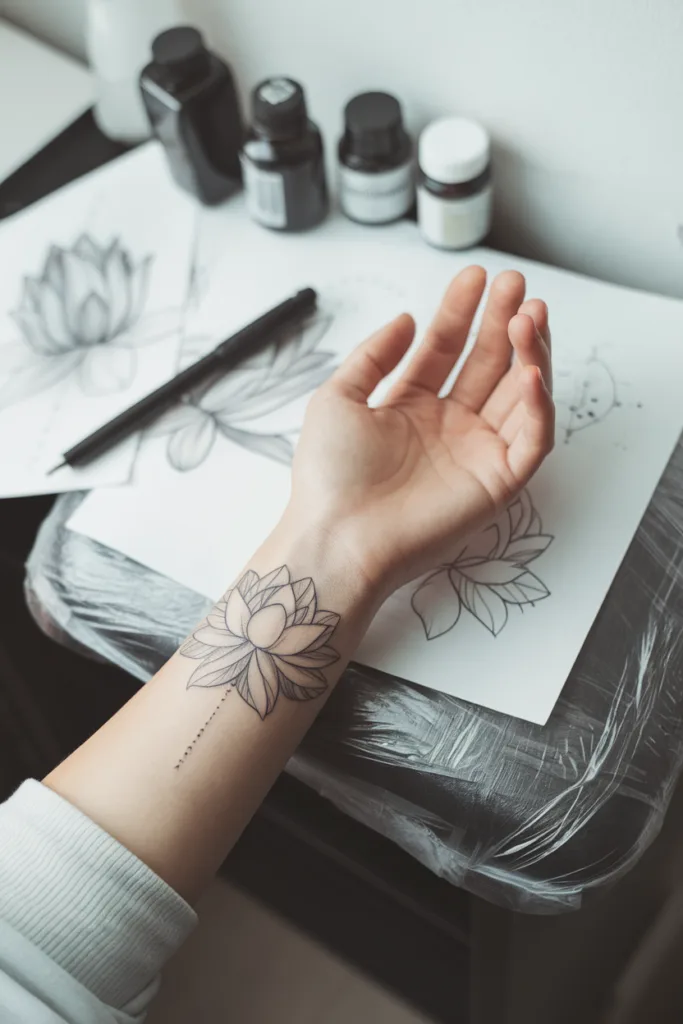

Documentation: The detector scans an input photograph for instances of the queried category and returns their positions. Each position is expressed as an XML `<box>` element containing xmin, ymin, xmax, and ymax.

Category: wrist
<box><xmin>259</xmin><ymin>507</ymin><xmax>387</xmax><ymax>619</ymax></box>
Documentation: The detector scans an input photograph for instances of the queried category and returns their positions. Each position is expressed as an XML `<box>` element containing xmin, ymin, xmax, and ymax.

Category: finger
<box><xmin>450</xmin><ymin>270</ymin><xmax>526</xmax><ymax>409</ymax></box>
<box><xmin>507</xmin><ymin>366</ymin><xmax>555</xmax><ymax>484</ymax></box>
<box><xmin>482</xmin><ymin>310</ymin><xmax>552</xmax><ymax>430</ymax></box>
<box><xmin>519</xmin><ymin>297</ymin><xmax>551</xmax><ymax>356</ymax></box>
<box><xmin>330</xmin><ymin>313</ymin><xmax>416</xmax><ymax>401</ymax></box>
<box><xmin>394</xmin><ymin>265</ymin><xmax>486</xmax><ymax>396</ymax></box>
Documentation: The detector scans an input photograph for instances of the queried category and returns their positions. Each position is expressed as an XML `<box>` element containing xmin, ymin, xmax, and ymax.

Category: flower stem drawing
<box><xmin>176</xmin><ymin>565</ymin><xmax>340</xmax><ymax>765</ymax></box>
<box><xmin>149</xmin><ymin>313</ymin><xmax>337</xmax><ymax>469</ymax></box>
<box><xmin>0</xmin><ymin>233</ymin><xmax>180</xmax><ymax>408</ymax></box>
<box><xmin>412</xmin><ymin>490</ymin><xmax>554</xmax><ymax>639</ymax></box>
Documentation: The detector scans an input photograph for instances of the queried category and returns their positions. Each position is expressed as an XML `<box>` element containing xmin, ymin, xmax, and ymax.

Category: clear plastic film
<box><xmin>25</xmin><ymin>441</ymin><xmax>683</xmax><ymax>913</ymax></box>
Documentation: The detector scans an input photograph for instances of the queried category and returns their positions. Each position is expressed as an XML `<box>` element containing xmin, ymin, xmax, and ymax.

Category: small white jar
<box><xmin>417</xmin><ymin>117</ymin><xmax>492</xmax><ymax>250</ymax></box>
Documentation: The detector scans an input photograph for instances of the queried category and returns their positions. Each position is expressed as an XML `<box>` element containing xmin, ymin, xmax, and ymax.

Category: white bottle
<box><xmin>86</xmin><ymin>0</ymin><xmax>182</xmax><ymax>143</ymax></box>
<box><xmin>417</xmin><ymin>117</ymin><xmax>492</xmax><ymax>250</ymax></box>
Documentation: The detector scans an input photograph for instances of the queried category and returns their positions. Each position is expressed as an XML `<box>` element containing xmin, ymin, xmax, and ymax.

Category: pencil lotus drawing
<box><xmin>412</xmin><ymin>490</ymin><xmax>553</xmax><ymax>639</ymax></box>
<box><xmin>150</xmin><ymin>314</ymin><xmax>336</xmax><ymax>469</ymax></box>
<box><xmin>0</xmin><ymin>234</ymin><xmax>179</xmax><ymax>408</ymax></box>
<box><xmin>180</xmin><ymin>565</ymin><xmax>340</xmax><ymax>723</ymax></box>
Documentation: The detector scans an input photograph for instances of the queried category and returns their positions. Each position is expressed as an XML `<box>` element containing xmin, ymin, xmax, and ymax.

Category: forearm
<box><xmin>44</xmin><ymin>512</ymin><xmax>381</xmax><ymax>903</ymax></box>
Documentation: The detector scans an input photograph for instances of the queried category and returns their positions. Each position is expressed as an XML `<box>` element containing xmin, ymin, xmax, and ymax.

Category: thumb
<box><xmin>330</xmin><ymin>313</ymin><xmax>416</xmax><ymax>401</ymax></box>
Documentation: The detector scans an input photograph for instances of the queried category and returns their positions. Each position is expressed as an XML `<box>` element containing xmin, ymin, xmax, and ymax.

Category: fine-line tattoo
<box><xmin>175</xmin><ymin>565</ymin><xmax>340</xmax><ymax>767</ymax></box>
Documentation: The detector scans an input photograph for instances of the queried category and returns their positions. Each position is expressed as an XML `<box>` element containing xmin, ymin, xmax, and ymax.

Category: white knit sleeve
<box><xmin>0</xmin><ymin>780</ymin><xmax>197</xmax><ymax>1014</ymax></box>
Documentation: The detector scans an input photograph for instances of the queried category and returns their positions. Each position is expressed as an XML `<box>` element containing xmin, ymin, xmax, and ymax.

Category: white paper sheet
<box><xmin>68</xmin><ymin>206</ymin><xmax>683</xmax><ymax>723</ymax></box>
<box><xmin>0</xmin><ymin>143</ymin><xmax>196</xmax><ymax>496</ymax></box>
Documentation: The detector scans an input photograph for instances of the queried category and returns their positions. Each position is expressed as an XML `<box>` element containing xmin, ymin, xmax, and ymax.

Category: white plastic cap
<box><xmin>419</xmin><ymin>117</ymin><xmax>490</xmax><ymax>185</ymax></box>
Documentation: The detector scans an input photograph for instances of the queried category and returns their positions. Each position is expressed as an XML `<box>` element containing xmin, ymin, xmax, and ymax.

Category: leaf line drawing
<box><xmin>149</xmin><ymin>313</ymin><xmax>337</xmax><ymax>469</ymax></box>
<box><xmin>0</xmin><ymin>233</ymin><xmax>181</xmax><ymax>409</ymax></box>
<box><xmin>412</xmin><ymin>490</ymin><xmax>554</xmax><ymax>640</ymax></box>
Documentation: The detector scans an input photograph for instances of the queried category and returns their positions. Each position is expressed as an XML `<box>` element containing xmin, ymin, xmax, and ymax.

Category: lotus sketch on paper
<box><xmin>412</xmin><ymin>490</ymin><xmax>554</xmax><ymax>640</ymax></box>
<box><xmin>180</xmin><ymin>565</ymin><xmax>340</xmax><ymax>721</ymax></box>
<box><xmin>149</xmin><ymin>313</ymin><xmax>336</xmax><ymax>470</ymax></box>
<box><xmin>0</xmin><ymin>234</ymin><xmax>180</xmax><ymax>408</ymax></box>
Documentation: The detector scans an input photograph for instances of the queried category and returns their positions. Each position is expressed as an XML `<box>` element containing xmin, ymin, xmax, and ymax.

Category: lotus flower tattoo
<box><xmin>180</xmin><ymin>566</ymin><xmax>340</xmax><ymax>721</ymax></box>
<box><xmin>412</xmin><ymin>490</ymin><xmax>554</xmax><ymax>639</ymax></box>
<box><xmin>0</xmin><ymin>234</ymin><xmax>178</xmax><ymax>408</ymax></box>
<box><xmin>150</xmin><ymin>314</ymin><xmax>336</xmax><ymax>469</ymax></box>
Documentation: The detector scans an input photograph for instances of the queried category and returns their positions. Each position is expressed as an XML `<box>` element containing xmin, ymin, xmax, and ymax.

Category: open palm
<box><xmin>292</xmin><ymin>267</ymin><xmax>554</xmax><ymax>591</ymax></box>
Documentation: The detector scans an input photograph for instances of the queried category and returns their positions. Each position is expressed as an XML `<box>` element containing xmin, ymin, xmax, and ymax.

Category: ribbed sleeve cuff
<box><xmin>0</xmin><ymin>780</ymin><xmax>197</xmax><ymax>1009</ymax></box>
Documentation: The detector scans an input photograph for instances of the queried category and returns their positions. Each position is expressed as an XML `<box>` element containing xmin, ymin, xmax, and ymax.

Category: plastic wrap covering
<box><xmin>25</xmin><ymin>441</ymin><xmax>683</xmax><ymax>913</ymax></box>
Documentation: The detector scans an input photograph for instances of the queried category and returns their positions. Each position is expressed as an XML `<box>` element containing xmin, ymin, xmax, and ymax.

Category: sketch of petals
<box><xmin>455</xmin><ymin>573</ymin><xmax>509</xmax><ymax>636</ymax></box>
<box><xmin>4</xmin><ymin>235</ymin><xmax>164</xmax><ymax>408</ymax></box>
<box><xmin>193</xmin><ymin>623</ymin><xmax>247</xmax><ymax>648</ymax></box>
<box><xmin>274</xmin><ymin>658</ymin><xmax>327</xmax><ymax>701</ymax></box>
<box><xmin>198</xmin><ymin>369</ymin><xmax>266</xmax><ymax>412</ymax></box>
<box><xmin>126</xmin><ymin>254</ymin><xmax>152</xmax><ymax>325</ymax></box>
<box><xmin>42</xmin><ymin>246</ymin><xmax>65</xmax><ymax>292</ymax></box>
<box><xmin>411</xmin><ymin>489</ymin><xmax>553</xmax><ymax>641</ymax></box>
<box><xmin>79</xmin><ymin>345</ymin><xmax>136</xmax><ymax>394</ymax></box>
<box><xmin>0</xmin><ymin>350</ymin><xmax>82</xmax><ymax>408</ymax></box>
<box><xmin>167</xmin><ymin>412</ymin><xmax>217</xmax><ymax>471</ymax></box>
<box><xmin>411</xmin><ymin>570</ymin><xmax>462</xmax><ymax>639</ymax></box>
<box><xmin>32</xmin><ymin>284</ymin><xmax>72</xmax><ymax>351</ymax></box>
<box><xmin>179</xmin><ymin>637</ymin><xmax>212</xmax><ymax>659</ymax></box>
<box><xmin>503</xmin><ymin>534</ymin><xmax>553</xmax><ymax>564</ymax></box>
<box><xmin>458</xmin><ymin>560</ymin><xmax>527</xmax><ymax>586</ymax></box>
<box><xmin>115</xmin><ymin>307</ymin><xmax>181</xmax><ymax>348</ymax></box>
<box><xmin>12</xmin><ymin>302</ymin><xmax>70</xmax><ymax>355</ymax></box>
<box><xmin>225</xmin><ymin>586</ymin><xmax>252</xmax><ymax>637</ymax></box>
<box><xmin>268</xmin><ymin>623</ymin><xmax>328</xmax><ymax>656</ymax></box>
<box><xmin>278</xmin><ymin>645</ymin><xmax>339</xmax><ymax>669</ymax></box>
<box><xmin>190</xmin><ymin>647</ymin><xmax>252</xmax><ymax>688</ymax></box>
<box><xmin>78</xmin><ymin>292</ymin><xmax>110</xmax><ymax>346</ymax></box>
<box><xmin>490</xmin><ymin>572</ymin><xmax>550</xmax><ymax>606</ymax></box>
<box><xmin>270</xmin><ymin>314</ymin><xmax>332</xmax><ymax>373</ymax></box>
<box><xmin>263</xmin><ymin>582</ymin><xmax>297</xmax><ymax>620</ymax></box>
<box><xmin>295</xmin><ymin>314</ymin><xmax>333</xmax><ymax>358</ymax></box>
<box><xmin>513</xmin><ymin>490</ymin><xmax>534</xmax><ymax>538</ymax></box>
<box><xmin>181</xmin><ymin>566</ymin><xmax>339</xmax><ymax>719</ymax></box>
<box><xmin>216</xmin><ymin>423</ymin><xmax>294</xmax><ymax>466</ymax></box>
<box><xmin>227</xmin><ymin>365</ymin><xmax>334</xmax><ymax>422</ymax></box>
<box><xmin>457</xmin><ymin>525</ymin><xmax>499</xmax><ymax>565</ymax></box>
<box><xmin>147</xmin><ymin>402</ymin><xmax>203</xmax><ymax>437</ymax></box>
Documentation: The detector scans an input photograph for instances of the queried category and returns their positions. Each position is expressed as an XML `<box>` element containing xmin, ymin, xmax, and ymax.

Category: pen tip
<box><xmin>47</xmin><ymin>460</ymin><xmax>67</xmax><ymax>476</ymax></box>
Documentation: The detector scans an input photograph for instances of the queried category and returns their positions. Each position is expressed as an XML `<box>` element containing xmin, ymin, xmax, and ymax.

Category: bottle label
<box><xmin>241</xmin><ymin>158</ymin><xmax>287</xmax><ymax>228</ymax></box>
<box><xmin>417</xmin><ymin>185</ymin><xmax>492</xmax><ymax>249</ymax></box>
<box><xmin>339</xmin><ymin>161</ymin><xmax>414</xmax><ymax>224</ymax></box>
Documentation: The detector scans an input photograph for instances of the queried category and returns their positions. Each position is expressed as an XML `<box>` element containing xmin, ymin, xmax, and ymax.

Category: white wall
<box><xmin>3</xmin><ymin>0</ymin><xmax>683</xmax><ymax>298</ymax></box>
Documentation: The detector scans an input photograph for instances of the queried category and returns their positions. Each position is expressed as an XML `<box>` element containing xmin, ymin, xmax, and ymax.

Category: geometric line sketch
<box><xmin>411</xmin><ymin>490</ymin><xmax>553</xmax><ymax>639</ymax></box>
<box><xmin>0</xmin><ymin>233</ymin><xmax>181</xmax><ymax>409</ymax></box>
<box><xmin>554</xmin><ymin>349</ymin><xmax>640</xmax><ymax>445</ymax></box>
<box><xmin>149</xmin><ymin>313</ymin><xmax>337</xmax><ymax>470</ymax></box>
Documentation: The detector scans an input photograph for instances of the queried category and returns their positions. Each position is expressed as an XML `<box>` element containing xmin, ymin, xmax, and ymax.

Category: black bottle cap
<box><xmin>252</xmin><ymin>78</ymin><xmax>308</xmax><ymax>138</ymax></box>
<box><xmin>151</xmin><ymin>26</ymin><xmax>211</xmax><ymax>86</ymax></box>
<box><xmin>343</xmin><ymin>91</ymin><xmax>406</xmax><ymax>160</ymax></box>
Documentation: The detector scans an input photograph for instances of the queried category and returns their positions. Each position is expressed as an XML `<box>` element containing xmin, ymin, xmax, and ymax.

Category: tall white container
<box><xmin>86</xmin><ymin>0</ymin><xmax>182</xmax><ymax>143</ymax></box>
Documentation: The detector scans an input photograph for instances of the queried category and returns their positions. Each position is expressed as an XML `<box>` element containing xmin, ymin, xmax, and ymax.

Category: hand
<box><xmin>289</xmin><ymin>266</ymin><xmax>554</xmax><ymax>594</ymax></box>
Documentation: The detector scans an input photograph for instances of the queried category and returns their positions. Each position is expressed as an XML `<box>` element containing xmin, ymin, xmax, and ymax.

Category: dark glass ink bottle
<box><xmin>338</xmin><ymin>91</ymin><xmax>414</xmax><ymax>225</ymax></box>
<box><xmin>241</xmin><ymin>78</ymin><xmax>328</xmax><ymax>231</ymax></box>
<box><xmin>140</xmin><ymin>26</ymin><xmax>243</xmax><ymax>205</ymax></box>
